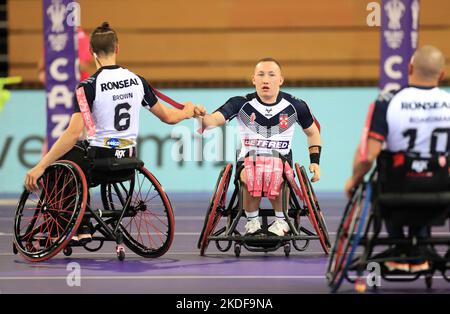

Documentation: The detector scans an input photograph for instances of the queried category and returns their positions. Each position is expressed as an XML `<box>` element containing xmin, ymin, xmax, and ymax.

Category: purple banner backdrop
<box><xmin>380</xmin><ymin>0</ymin><xmax>420</xmax><ymax>92</ymax></box>
<box><xmin>43</xmin><ymin>0</ymin><xmax>79</xmax><ymax>149</ymax></box>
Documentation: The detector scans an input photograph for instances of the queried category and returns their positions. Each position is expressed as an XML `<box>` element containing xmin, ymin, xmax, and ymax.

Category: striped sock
<box><xmin>245</xmin><ymin>210</ymin><xmax>259</xmax><ymax>221</ymax></box>
<box><xmin>275</xmin><ymin>211</ymin><xmax>285</xmax><ymax>220</ymax></box>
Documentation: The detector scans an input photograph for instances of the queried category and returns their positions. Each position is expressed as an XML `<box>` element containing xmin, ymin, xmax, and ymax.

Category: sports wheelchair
<box><xmin>197</xmin><ymin>156</ymin><xmax>331</xmax><ymax>257</ymax></box>
<box><xmin>12</xmin><ymin>145</ymin><xmax>175</xmax><ymax>262</ymax></box>
<box><xmin>326</xmin><ymin>152</ymin><xmax>450</xmax><ymax>292</ymax></box>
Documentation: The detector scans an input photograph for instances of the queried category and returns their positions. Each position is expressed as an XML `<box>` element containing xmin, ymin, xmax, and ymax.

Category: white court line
<box><xmin>0</xmin><ymin>200</ymin><xmax>18</xmax><ymax>206</ymax></box>
<box><xmin>0</xmin><ymin>275</ymin><xmax>446</xmax><ymax>280</ymax></box>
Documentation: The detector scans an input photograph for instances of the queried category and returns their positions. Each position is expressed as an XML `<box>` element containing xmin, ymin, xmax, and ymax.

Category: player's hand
<box><xmin>24</xmin><ymin>165</ymin><xmax>45</xmax><ymax>192</ymax></box>
<box><xmin>194</xmin><ymin>105</ymin><xmax>207</xmax><ymax>118</ymax></box>
<box><xmin>344</xmin><ymin>177</ymin><xmax>356</xmax><ymax>199</ymax></box>
<box><xmin>182</xmin><ymin>102</ymin><xmax>195</xmax><ymax>118</ymax></box>
<box><xmin>309</xmin><ymin>163</ymin><xmax>320</xmax><ymax>182</ymax></box>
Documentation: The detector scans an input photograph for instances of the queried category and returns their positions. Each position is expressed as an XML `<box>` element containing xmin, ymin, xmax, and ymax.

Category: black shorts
<box><xmin>59</xmin><ymin>141</ymin><xmax>137</xmax><ymax>184</ymax></box>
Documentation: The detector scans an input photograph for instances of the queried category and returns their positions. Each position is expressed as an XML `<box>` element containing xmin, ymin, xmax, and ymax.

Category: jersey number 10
<box><xmin>403</xmin><ymin>128</ymin><xmax>450</xmax><ymax>153</ymax></box>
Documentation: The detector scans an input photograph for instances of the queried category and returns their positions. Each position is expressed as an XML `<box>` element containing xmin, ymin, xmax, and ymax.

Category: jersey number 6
<box><xmin>114</xmin><ymin>102</ymin><xmax>131</xmax><ymax>131</ymax></box>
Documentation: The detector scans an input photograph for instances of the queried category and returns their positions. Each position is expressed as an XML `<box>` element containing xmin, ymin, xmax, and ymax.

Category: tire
<box><xmin>101</xmin><ymin>166</ymin><xmax>175</xmax><ymax>258</ymax></box>
<box><xmin>295</xmin><ymin>163</ymin><xmax>331</xmax><ymax>254</ymax></box>
<box><xmin>198</xmin><ymin>164</ymin><xmax>233</xmax><ymax>256</ymax></box>
<box><xmin>13</xmin><ymin>161</ymin><xmax>87</xmax><ymax>262</ymax></box>
<box><xmin>326</xmin><ymin>183</ymin><xmax>371</xmax><ymax>293</ymax></box>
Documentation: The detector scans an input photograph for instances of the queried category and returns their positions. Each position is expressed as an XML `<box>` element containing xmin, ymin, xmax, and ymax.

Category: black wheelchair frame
<box><xmin>13</xmin><ymin>156</ymin><xmax>175</xmax><ymax>262</ymax></box>
<box><xmin>197</xmin><ymin>162</ymin><xmax>331</xmax><ymax>257</ymax></box>
<box><xmin>326</xmin><ymin>170</ymin><xmax>450</xmax><ymax>293</ymax></box>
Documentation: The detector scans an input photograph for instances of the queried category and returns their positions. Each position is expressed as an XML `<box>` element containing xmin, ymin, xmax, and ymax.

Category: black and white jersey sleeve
<box><xmin>137</xmin><ymin>75</ymin><xmax>158</xmax><ymax>109</ymax></box>
<box><xmin>284</xmin><ymin>94</ymin><xmax>314</xmax><ymax>129</ymax></box>
<box><xmin>73</xmin><ymin>77</ymin><xmax>96</xmax><ymax>113</ymax></box>
<box><xmin>214</xmin><ymin>96</ymin><xmax>247</xmax><ymax>121</ymax></box>
<box><xmin>368</xmin><ymin>92</ymin><xmax>392</xmax><ymax>142</ymax></box>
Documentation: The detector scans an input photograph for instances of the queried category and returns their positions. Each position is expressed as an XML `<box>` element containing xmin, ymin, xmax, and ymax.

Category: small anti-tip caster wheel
<box><xmin>116</xmin><ymin>245</ymin><xmax>125</xmax><ymax>261</ymax></box>
<box><xmin>425</xmin><ymin>274</ymin><xmax>433</xmax><ymax>289</ymax></box>
<box><xmin>234</xmin><ymin>244</ymin><xmax>241</xmax><ymax>257</ymax></box>
<box><xmin>63</xmin><ymin>246</ymin><xmax>73</xmax><ymax>256</ymax></box>
<box><xmin>284</xmin><ymin>244</ymin><xmax>291</xmax><ymax>257</ymax></box>
<box><xmin>355</xmin><ymin>278</ymin><xmax>366</xmax><ymax>293</ymax></box>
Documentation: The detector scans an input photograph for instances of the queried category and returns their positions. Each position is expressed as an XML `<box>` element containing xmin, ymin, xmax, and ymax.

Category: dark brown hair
<box><xmin>256</xmin><ymin>57</ymin><xmax>282</xmax><ymax>70</ymax></box>
<box><xmin>90</xmin><ymin>22</ymin><xmax>118</xmax><ymax>56</ymax></box>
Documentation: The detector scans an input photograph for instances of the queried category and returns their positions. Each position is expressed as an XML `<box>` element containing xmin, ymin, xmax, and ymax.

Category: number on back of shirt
<box><xmin>403</xmin><ymin>127</ymin><xmax>450</xmax><ymax>153</ymax></box>
<box><xmin>114</xmin><ymin>102</ymin><xmax>131</xmax><ymax>131</ymax></box>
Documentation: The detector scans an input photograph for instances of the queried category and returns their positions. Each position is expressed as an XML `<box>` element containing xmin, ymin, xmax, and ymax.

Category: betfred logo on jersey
<box><xmin>279</xmin><ymin>114</ymin><xmax>288</xmax><ymax>128</ymax></box>
<box><xmin>244</xmin><ymin>139</ymin><xmax>289</xmax><ymax>149</ymax></box>
<box><xmin>105</xmin><ymin>138</ymin><xmax>120</xmax><ymax>148</ymax></box>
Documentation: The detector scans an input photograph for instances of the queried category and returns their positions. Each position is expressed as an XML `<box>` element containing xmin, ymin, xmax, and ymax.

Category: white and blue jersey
<box><xmin>73</xmin><ymin>65</ymin><xmax>158</xmax><ymax>149</ymax></box>
<box><xmin>215</xmin><ymin>92</ymin><xmax>316</xmax><ymax>160</ymax></box>
<box><xmin>369</xmin><ymin>85</ymin><xmax>450</xmax><ymax>157</ymax></box>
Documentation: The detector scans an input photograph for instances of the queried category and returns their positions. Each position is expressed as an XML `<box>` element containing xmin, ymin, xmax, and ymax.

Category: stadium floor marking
<box><xmin>0</xmin><ymin>275</ymin><xmax>446</xmax><ymax>280</ymax></box>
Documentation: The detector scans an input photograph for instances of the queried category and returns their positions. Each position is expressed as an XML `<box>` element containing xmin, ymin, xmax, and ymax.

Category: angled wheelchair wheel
<box><xmin>326</xmin><ymin>183</ymin><xmax>371</xmax><ymax>293</ymax></box>
<box><xmin>101</xmin><ymin>166</ymin><xmax>175</xmax><ymax>258</ymax></box>
<box><xmin>295</xmin><ymin>163</ymin><xmax>331</xmax><ymax>254</ymax></box>
<box><xmin>198</xmin><ymin>163</ymin><xmax>233</xmax><ymax>256</ymax></box>
<box><xmin>13</xmin><ymin>160</ymin><xmax>87</xmax><ymax>262</ymax></box>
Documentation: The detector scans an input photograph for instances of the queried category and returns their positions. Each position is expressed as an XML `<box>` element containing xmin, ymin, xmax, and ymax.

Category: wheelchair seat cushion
<box><xmin>376</xmin><ymin>151</ymin><xmax>450</xmax><ymax>226</ymax></box>
<box><xmin>88</xmin><ymin>158</ymin><xmax>144</xmax><ymax>187</ymax></box>
<box><xmin>377</xmin><ymin>151</ymin><xmax>450</xmax><ymax>193</ymax></box>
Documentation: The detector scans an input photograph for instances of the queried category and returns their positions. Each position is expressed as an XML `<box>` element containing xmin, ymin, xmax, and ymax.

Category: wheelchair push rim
<box><xmin>13</xmin><ymin>161</ymin><xmax>87</xmax><ymax>262</ymax></box>
<box><xmin>199</xmin><ymin>163</ymin><xmax>233</xmax><ymax>256</ymax></box>
<box><xmin>295</xmin><ymin>163</ymin><xmax>331</xmax><ymax>254</ymax></box>
<box><xmin>101</xmin><ymin>166</ymin><xmax>175</xmax><ymax>258</ymax></box>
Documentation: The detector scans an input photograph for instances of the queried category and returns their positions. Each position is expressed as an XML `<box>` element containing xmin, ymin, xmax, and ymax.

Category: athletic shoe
<box><xmin>409</xmin><ymin>261</ymin><xmax>430</xmax><ymax>273</ymax></box>
<box><xmin>76</xmin><ymin>224</ymin><xmax>92</xmax><ymax>244</ymax></box>
<box><xmin>384</xmin><ymin>261</ymin><xmax>410</xmax><ymax>272</ymax></box>
<box><xmin>244</xmin><ymin>219</ymin><xmax>262</xmax><ymax>235</ymax></box>
<box><xmin>268</xmin><ymin>219</ymin><xmax>290</xmax><ymax>236</ymax></box>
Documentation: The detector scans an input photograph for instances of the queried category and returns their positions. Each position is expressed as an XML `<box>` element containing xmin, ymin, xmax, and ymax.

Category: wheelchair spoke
<box><xmin>143</xmin><ymin>211</ymin><xmax>166</xmax><ymax>239</ymax></box>
<box><xmin>141</xmin><ymin>212</ymin><xmax>159</xmax><ymax>247</ymax></box>
<box><xmin>133</xmin><ymin>214</ymin><xmax>144</xmax><ymax>245</ymax></box>
<box><xmin>99</xmin><ymin>166</ymin><xmax>174</xmax><ymax>258</ymax></box>
<box><xmin>144</xmin><ymin>209</ymin><xmax>169</xmax><ymax>227</ymax></box>
<box><xmin>42</xmin><ymin>171</ymin><xmax>72</xmax><ymax>207</ymax></box>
